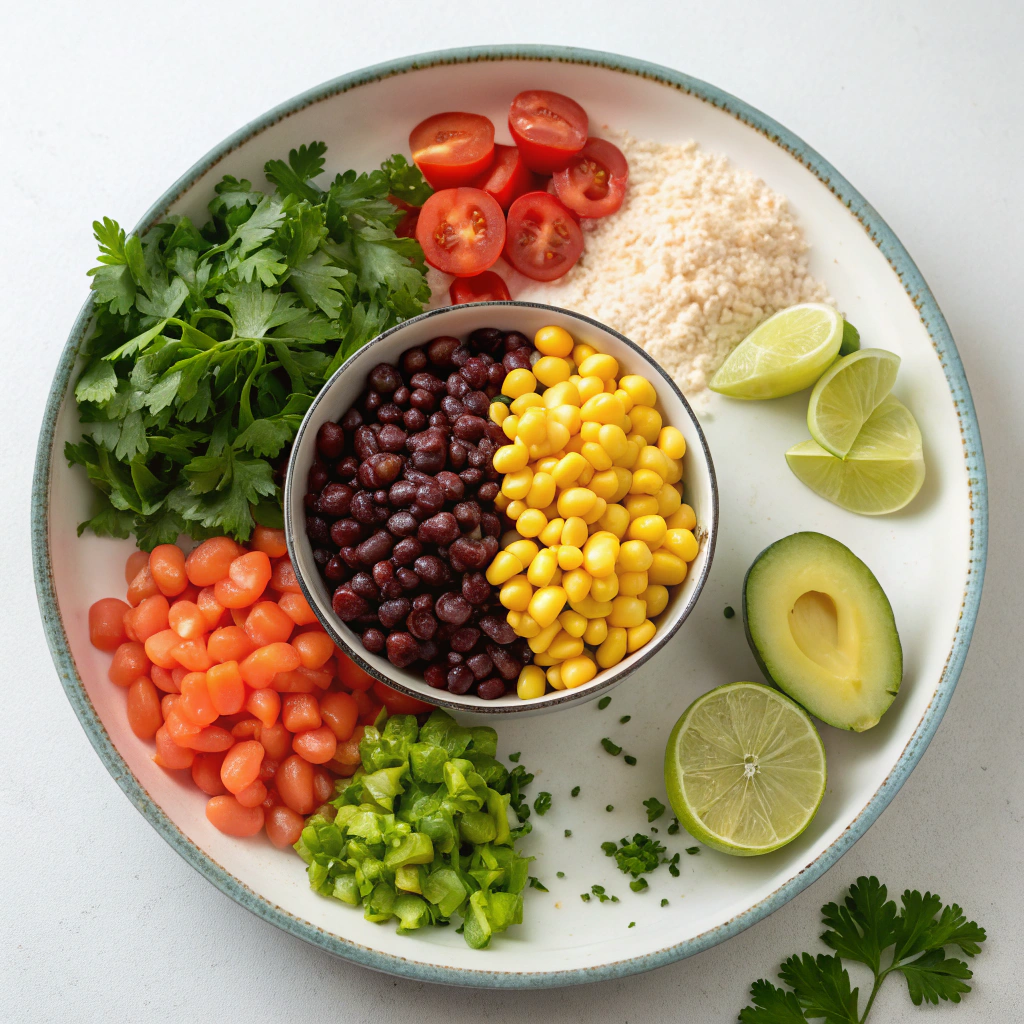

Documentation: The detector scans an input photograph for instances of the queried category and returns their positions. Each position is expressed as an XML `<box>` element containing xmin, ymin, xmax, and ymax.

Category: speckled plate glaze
<box><xmin>32</xmin><ymin>45</ymin><xmax>987</xmax><ymax>988</ymax></box>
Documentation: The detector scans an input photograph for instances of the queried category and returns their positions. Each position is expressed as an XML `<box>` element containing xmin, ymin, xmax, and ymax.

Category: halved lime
<box><xmin>787</xmin><ymin>395</ymin><xmax>925</xmax><ymax>515</ymax></box>
<box><xmin>709</xmin><ymin>303</ymin><xmax>843</xmax><ymax>399</ymax></box>
<box><xmin>665</xmin><ymin>682</ymin><xmax>826</xmax><ymax>856</ymax></box>
<box><xmin>807</xmin><ymin>348</ymin><xmax>901</xmax><ymax>458</ymax></box>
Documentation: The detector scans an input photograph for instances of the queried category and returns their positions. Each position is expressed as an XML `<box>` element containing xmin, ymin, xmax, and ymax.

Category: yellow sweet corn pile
<box><xmin>483</xmin><ymin>325</ymin><xmax>700</xmax><ymax>700</ymax></box>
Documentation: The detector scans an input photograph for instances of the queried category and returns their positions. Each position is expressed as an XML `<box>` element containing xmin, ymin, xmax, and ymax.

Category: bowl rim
<box><xmin>282</xmin><ymin>299</ymin><xmax>720</xmax><ymax>714</ymax></box>
<box><xmin>31</xmin><ymin>43</ymin><xmax>988</xmax><ymax>989</ymax></box>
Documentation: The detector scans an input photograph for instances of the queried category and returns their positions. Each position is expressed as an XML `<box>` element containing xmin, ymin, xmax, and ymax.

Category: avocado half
<box><xmin>742</xmin><ymin>532</ymin><xmax>902</xmax><ymax>731</ymax></box>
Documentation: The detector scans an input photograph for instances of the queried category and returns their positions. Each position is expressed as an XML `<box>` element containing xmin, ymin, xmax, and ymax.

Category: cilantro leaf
<box><xmin>739</xmin><ymin>979</ymin><xmax>810</xmax><ymax>1024</ymax></box>
<box><xmin>381</xmin><ymin>154</ymin><xmax>433</xmax><ymax>207</ymax></box>
<box><xmin>643</xmin><ymin>796</ymin><xmax>666</xmax><ymax>823</ymax></box>
<box><xmin>777</xmin><ymin>953</ymin><xmax>859</xmax><ymax>1023</ymax></box>
<box><xmin>895</xmin><ymin>949</ymin><xmax>973</xmax><ymax>1006</ymax></box>
<box><xmin>821</xmin><ymin>875</ymin><xmax>898</xmax><ymax>973</ymax></box>
<box><xmin>75</xmin><ymin>360</ymin><xmax>119</xmax><ymax>404</ymax></box>
<box><xmin>180</xmin><ymin>450</ymin><xmax>277</xmax><ymax>540</ymax></box>
<box><xmin>289</xmin><ymin>250</ymin><xmax>349</xmax><ymax>318</ymax></box>
<box><xmin>265</xmin><ymin>142</ymin><xmax>327</xmax><ymax>203</ymax></box>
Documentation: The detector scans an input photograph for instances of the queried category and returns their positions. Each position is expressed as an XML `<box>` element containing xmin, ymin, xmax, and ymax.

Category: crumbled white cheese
<box><xmin>428</xmin><ymin>132</ymin><xmax>830</xmax><ymax>406</ymax></box>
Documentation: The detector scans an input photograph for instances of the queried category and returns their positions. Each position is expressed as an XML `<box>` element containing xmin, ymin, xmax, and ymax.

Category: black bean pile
<box><xmin>304</xmin><ymin>330</ymin><xmax>538</xmax><ymax>700</ymax></box>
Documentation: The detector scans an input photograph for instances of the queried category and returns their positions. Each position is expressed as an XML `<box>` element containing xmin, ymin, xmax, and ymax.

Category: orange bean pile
<box><xmin>88</xmin><ymin>526</ymin><xmax>432</xmax><ymax>846</ymax></box>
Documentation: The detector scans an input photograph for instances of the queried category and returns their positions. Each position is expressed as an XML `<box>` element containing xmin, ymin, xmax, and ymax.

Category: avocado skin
<box><xmin>741</xmin><ymin>532</ymin><xmax>902</xmax><ymax>732</ymax></box>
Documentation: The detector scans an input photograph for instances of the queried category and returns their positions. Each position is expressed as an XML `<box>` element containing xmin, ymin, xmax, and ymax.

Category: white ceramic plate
<box><xmin>33</xmin><ymin>46</ymin><xmax>986</xmax><ymax>987</ymax></box>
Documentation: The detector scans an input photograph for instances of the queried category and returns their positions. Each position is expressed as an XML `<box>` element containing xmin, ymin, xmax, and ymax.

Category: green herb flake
<box><xmin>508</xmin><ymin>751</ymin><xmax>521</xmax><ymax>763</ymax></box>
<box><xmin>597</xmin><ymin>696</ymin><xmax>611</xmax><ymax>709</ymax></box>
<box><xmin>564</xmin><ymin>829</ymin><xmax>572</xmax><ymax>838</ymax></box>
<box><xmin>643</xmin><ymin>797</ymin><xmax>666</xmax><ymax>822</ymax></box>
<box><xmin>601</xmin><ymin>841</ymin><xmax>618</xmax><ymax>856</ymax></box>
<box><xmin>628</xmin><ymin>921</ymin><xmax>635</xmax><ymax>928</ymax></box>
<box><xmin>630</xmin><ymin>878</ymin><xmax>649</xmax><ymax>893</ymax></box>
<box><xmin>606</xmin><ymin>834</ymin><xmax>666</xmax><ymax>879</ymax></box>
<box><xmin>667</xmin><ymin>818</ymin><xmax>680</xmax><ymax>835</ymax></box>
<box><xmin>556</xmin><ymin>871</ymin><xmax>565</xmax><ymax>879</ymax></box>
<box><xmin>571</xmin><ymin>786</ymin><xmax>580</xmax><ymax>798</ymax></box>
<box><xmin>533</xmin><ymin>791</ymin><xmax>552</xmax><ymax>816</ymax></box>
<box><xmin>580</xmin><ymin>893</ymin><xmax>591</xmax><ymax>903</ymax></box>
<box><xmin>528</xmin><ymin>876</ymin><xmax>549</xmax><ymax>892</ymax></box>
<box><xmin>661</xmin><ymin>898</ymin><xmax>669</xmax><ymax>907</ymax></box>
<box><xmin>600</xmin><ymin>738</ymin><xmax>622</xmax><ymax>755</ymax></box>
<box><xmin>606</xmin><ymin>804</ymin><xmax>614</xmax><ymax>812</ymax></box>
<box><xmin>624</xmin><ymin>755</ymin><xmax>637</xmax><ymax>766</ymax></box>
<box><xmin>724</xmin><ymin>605</ymin><xmax>736</xmax><ymax>619</ymax></box>
<box><xmin>686</xmin><ymin>846</ymin><xmax>700</xmax><ymax>855</ymax></box>
<box><xmin>619</xmin><ymin>715</ymin><xmax>631</xmax><ymax>723</ymax></box>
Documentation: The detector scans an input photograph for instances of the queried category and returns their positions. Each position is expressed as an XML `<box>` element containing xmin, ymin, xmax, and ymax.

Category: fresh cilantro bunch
<box><xmin>66</xmin><ymin>144</ymin><xmax>432</xmax><ymax>548</ymax></box>
<box><xmin>740</xmin><ymin>876</ymin><xmax>986</xmax><ymax>1022</ymax></box>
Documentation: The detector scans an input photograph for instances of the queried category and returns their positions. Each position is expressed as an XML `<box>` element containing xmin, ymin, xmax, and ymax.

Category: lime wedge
<box><xmin>787</xmin><ymin>395</ymin><xmax>925</xmax><ymax>515</ymax></box>
<box><xmin>664</xmin><ymin>681</ymin><xmax>826</xmax><ymax>856</ymax></box>
<box><xmin>807</xmin><ymin>348</ymin><xmax>901</xmax><ymax>458</ymax></box>
<box><xmin>709</xmin><ymin>303</ymin><xmax>843</xmax><ymax>399</ymax></box>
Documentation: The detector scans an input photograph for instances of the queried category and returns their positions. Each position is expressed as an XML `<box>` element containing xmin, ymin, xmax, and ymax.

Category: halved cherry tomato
<box><xmin>552</xmin><ymin>138</ymin><xmax>629</xmax><ymax>218</ymax></box>
<box><xmin>508</xmin><ymin>90</ymin><xmax>588</xmax><ymax>173</ymax></box>
<box><xmin>449</xmin><ymin>271</ymin><xmax>511</xmax><ymax>305</ymax></box>
<box><xmin>372</xmin><ymin>680</ymin><xmax>433</xmax><ymax>716</ymax></box>
<box><xmin>409</xmin><ymin>112</ymin><xmax>495</xmax><ymax>189</ymax></box>
<box><xmin>416</xmin><ymin>187</ymin><xmax>505</xmax><ymax>276</ymax></box>
<box><xmin>504</xmin><ymin>192</ymin><xmax>584</xmax><ymax>282</ymax></box>
<box><xmin>472</xmin><ymin>144</ymin><xmax>537</xmax><ymax>210</ymax></box>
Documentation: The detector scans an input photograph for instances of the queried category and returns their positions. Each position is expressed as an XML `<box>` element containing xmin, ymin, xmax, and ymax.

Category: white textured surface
<box><xmin>2</xmin><ymin>1</ymin><xmax>1021</xmax><ymax>1020</ymax></box>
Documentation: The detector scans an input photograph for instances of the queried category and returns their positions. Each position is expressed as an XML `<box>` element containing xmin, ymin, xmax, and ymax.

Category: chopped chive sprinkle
<box><xmin>564</xmin><ymin>829</ymin><xmax>572</xmax><ymax>838</ymax></box>
<box><xmin>661</xmin><ymin>898</ymin><xmax>669</xmax><ymax>907</ymax></box>
<box><xmin>508</xmin><ymin>751</ymin><xmax>521</xmax><ymax>762</ymax></box>
<box><xmin>630</xmin><ymin>878</ymin><xmax>649</xmax><ymax>892</ymax></box>
<box><xmin>624</xmin><ymin>755</ymin><xmax>637</xmax><ymax>766</ymax></box>
<box><xmin>598</xmin><ymin>696</ymin><xmax>611</xmax><ymax>709</ymax></box>
<box><xmin>667</xmin><ymin>818</ymin><xmax>680</xmax><ymax>835</ymax></box>
<box><xmin>528</xmin><ymin>876</ymin><xmax>549</xmax><ymax>892</ymax></box>
<box><xmin>724</xmin><ymin>606</ymin><xmax>736</xmax><ymax>619</ymax></box>
<box><xmin>556</xmin><ymin>871</ymin><xmax>565</xmax><ymax>878</ymax></box>
<box><xmin>580</xmin><ymin>893</ymin><xmax>591</xmax><ymax>902</ymax></box>
<box><xmin>606</xmin><ymin>804</ymin><xmax>614</xmax><ymax>812</ymax></box>
<box><xmin>643</xmin><ymin>796</ymin><xmax>666</xmax><ymax>822</ymax></box>
<box><xmin>686</xmin><ymin>846</ymin><xmax>700</xmax><ymax>855</ymax></box>
<box><xmin>628</xmin><ymin>921</ymin><xmax>635</xmax><ymax>928</ymax></box>
<box><xmin>619</xmin><ymin>715</ymin><xmax>631</xmax><ymax>723</ymax></box>
<box><xmin>571</xmin><ymin>786</ymin><xmax>580</xmax><ymax>797</ymax></box>
<box><xmin>533</xmin><ymin>791</ymin><xmax>552</xmax><ymax>815</ymax></box>
<box><xmin>601</xmin><ymin>738</ymin><xmax>622</xmax><ymax>755</ymax></box>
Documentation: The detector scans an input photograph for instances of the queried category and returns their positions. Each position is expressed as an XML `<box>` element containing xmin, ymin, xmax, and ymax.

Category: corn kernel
<box><xmin>493</xmin><ymin>440</ymin><xmax>529</xmax><ymax>473</ymax></box>
<box><xmin>533</xmin><ymin>651</ymin><xmax>560</xmax><ymax>667</ymax></box>
<box><xmin>564</xmin><ymin>432</ymin><xmax>585</xmax><ymax>455</ymax></box>
<box><xmin>535</xmin><ymin>325</ymin><xmax>575</xmax><ymax>357</ymax></box>
<box><xmin>572</xmin><ymin>342</ymin><xmax>597</xmax><ymax>365</ymax></box>
<box><xmin>657</xmin><ymin>425</ymin><xmax>686</xmax><ymax>460</ymax></box>
<box><xmin>528</xmin><ymin>618</ymin><xmax>562</xmax><ymax>653</ymax></box>
<box><xmin>604</xmin><ymin>378</ymin><xmax>618</xmax><ymax>393</ymax></box>
<box><xmin>559</xmin><ymin>609</ymin><xmax>588</xmax><ymax>638</ymax></box>
<box><xmin>581</xmin><ymin>441</ymin><xmax>613</xmax><ymax>472</ymax></box>
<box><xmin>664</xmin><ymin>528</ymin><xmax>699</xmax><ymax>562</ymax></box>
<box><xmin>502</xmin><ymin>414</ymin><xmax>519</xmax><ymax>440</ymax></box>
<box><xmin>517</xmin><ymin>408</ymin><xmax>548</xmax><ymax>446</ymax></box>
<box><xmin>597</xmin><ymin>503</ymin><xmax>630</xmax><ymax>539</ymax></box>
<box><xmin>614</xmin><ymin>388</ymin><xmax>634</xmax><ymax>413</ymax></box>
<box><xmin>618</xmin><ymin>539</ymin><xmax>654</xmax><ymax>573</ymax></box>
<box><xmin>583</xmin><ymin>617</ymin><xmax>608</xmax><ymax>645</ymax></box>
<box><xmin>588</xmin><ymin>468</ymin><xmax>620</xmax><ymax>501</ymax></box>
<box><xmin>611</xmin><ymin>468</ymin><xmax>634</xmax><ymax>503</ymax></box>
<box><xmin>557</xmin><ymin>545</ymin><xmax>583</xmax><ymax>570</ymax></box>
<box><xmin>517</xmin><ymin>508</ymin><xmax>548</xmax><ymax>539</ymax></box>
<box><xmin>648</xmin><ymin>550</ymin><xmax>688</xmax><ymax>586</ymax></box>
<box><xmin>548</xmin><ymin>630</ymin><xmax>585</xmax><ymax>660</ymax></box>
<box><xmin>505</xmin><ymin>499</ymin><xmax>527</xmax><ymax>521</ymax></box>
<box><xmin>525</xmin><ymin>472</ymin><xmax>556</xmax><ymax>510</ymax></box>
<box><xmin>577</xmin><ymin>463</ymin><xmax>595</xmax><ymax>486</ymax></box>
<box><xmin>548</xmin><ymin>404</ymin><xmax>582</xmax><ymax>436</ymax></box>
<box><xmin>624</xmin><ymin>495</ymin><xmax>659</xmax><ymax>520</ymax></box>
<box><xmin>580</xmin><ymin>496</ymin><xmax>608</xmax><ymax>525</ymax></box>
<box><xmin>626</xmin><ymin>619</ymin><xmax>657</xmax><ymax>653</ymax></box>
<box><xmin>528</xmin><ymin>440</ymin><xmax>553</xmax><ymax>461</ymax></box>
<box><xmin>580</xmin><ymin>393</ymin><xmax>625</xmax><ymax>424</ymax></box>
<box><xmin>542</xmin><ymin>502</ymin><xmax>560</xmax><ymax>522</ymax></box>
<box><xmin>636</xmin><ymin>445</ymin><xmax>670</xmax><ymax>480</ymax></box>
<box><xmin>539</xmin><ymin>517</ymin><xmax>564</xmax><ymax>547</ymax></box>
<box><xmin>499</xmin><ymin>575</ymin><xmax>533</xmax><ymax>612</ymax></box>
<box><xmin>579</xmin><ymin>421</ymin><xmax>602</xmax><ymax>443</ymax></box>
<box><xmin>663</xmin><ymin>457</ymin><xmax>683</xmax><ymax>485</ymax></box>
<box><xmin>569</xmin><ymin>594</ymin><xmax>612</xmax><ymax>619</ymax></box>
<box><xmin>608</xmin><ymin>596</ymin><xmax>647</xmax><ymax>628</ymax></box>
<box><xmin>656</xmin><ymin>483</ymin><xmax>682</xmax><ymax>518</ymax></box>
<box><xmin>562</xmin><ymin>568</ymin><xmax>592</xmax><ymax>603</ymax></box>
<box><xmin>503</xmin><ymin>367</ymin><xmax>537</xmax><ymax>399</ymax></box>
<box><xmin>547</xmin><ymin>421</ymin><xmax>571</xmax><ymax>452</ymax></box>
<box><xmin>590</xmin><ymin>572</ymin><xmax>619</xmax><ymax>602</ymax></box>
<box><xmin>583</xmin><ymin>533</ymin><xmax>620</xmax><ymax>577</ymax></box>
<box><xmin>630</xmin><ymin>405</ymin><xmax>663</xmax><ymax>443</ymax></box>
<box><xmin>557</xmin><ymin>487</ymin><xmax>597</xmax><ymax>519</ymax></box>
<box><xmin>561</xmin><ymin>655</ymin><xmax>597</xmax><ymax>689</ymax></box>
<box><xmin>490</xmin><ymin>401</ymin><xmax>509</xmax><ymax>424</ymax></box>
<box><xmin>510</xmin><ymin>392</ymin><xmax>545</xmax><ymax>415</ymax></box>
<box><xmin>501</xmin><ymin>467</ymin><xmax>533</xmax><ymax>500</ymax></box>
<box><xmin>558</xmin><ymin>516</ymin><xmax>586</xmax><ymax>548</ymax></box>
<box><xmin>619</xmin><ymin>375</ymin><xmax>657</xmax><ymax>407</ymax></box>
<box><xmin>577</xmin><ymin>376</ymin><xmax>606</xmax><ymax>403</ymax></box>
<box><xmin>594</xmin><ymin>423</ymin><xmax>627</xmax><ymax>461</ymax></box>
<box><xmin>533</xmin><ymin>356</ymin><xmax>572</xmax><ymax>387</ymax></box>
<box><xmin>630</xmin><ymin>468</ymin><xmax>664</xmax><ymax>496</ymax></box>
<box><xmin>526</xmin><ymin>547</ymin><xmax>558</xmax><ymax>587</ymax></box>
<box><xmin>618</xmin><ymin>570</ymin><xmax>648</xmax><ymax>596</ymax></box>
<box><xmin>515</xmin><ymin>611</ymin><xmax>543</xmax><ymax>638</ymax></box>
<box><xmin>549</xmin><ymin>452</ymin><xmax>585</xmax><ymax>488</ymax></box>
<box><xmin>628</xmin><ymin>514</ymin><xmax>667</xmax><ymax>547</ymax></box>
<box><xmin>612</xmin><ymin>439</ymin><xmax>640</xmax><ymax>469</ymax></box>
<box><xmin>596</xmin><ymin>627</ymin><xmax>628</xmax><ymax>669</ymax></box>
<box><xmin>666</xmin><ymin>504</ymin><xmax>697</xmax><ymax>531</ymax></box>
<box><xmin>494</xmin><ymin>492</ymin><xmax>511</xmax><ymax>513</ymax></box>
<box><xmin>546</xmin><ymin>664</ymin><xmax>566</xmax><ymax>689</ymax></box>
<box><xmin>640</xmin><ymin>585</ymin><xmax>669</xmax><ymax>617</ymax></box>
<box><xmin>517</xmin><ymin>665</ymin><xmax>547</xmax><ymax>700</ymax></box>
<box><xmin>486</xmin><ymin>551</ymin><xmax>523</xmax><ymax>585</ymax></box>
<box><xmin>578</xmin><ymin>353</ymin><xmax>619</xmax><ymax>381</ymax></box>
<box><xmin>528</xmin><ymin>586</ymin><xmax>567</xmax><ymax>629</ymax></box>
<box><xmin>505</xmin><ymin>539</ymin><xmax>539</xmax><ymax>566</ymax></box>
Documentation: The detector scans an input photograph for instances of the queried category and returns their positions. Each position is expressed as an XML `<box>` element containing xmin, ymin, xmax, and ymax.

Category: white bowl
<box><xmin>284</xmin><ymin>302</ymin><xmax>718</xmax><ymax>714</ymax></box>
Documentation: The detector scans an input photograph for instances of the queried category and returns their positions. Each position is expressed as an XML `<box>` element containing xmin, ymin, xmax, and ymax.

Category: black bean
<box><xmin>407</xmin><ymin>609</ymin><xmax>438</xmax><ymax>640</ymax></box>
<box><xmin>306</xmin><ymin>516</ymin><xmax>330</xmax><ymax>545</ymax></box>
<box><xmin>419</xmin><ymin>640</ymin><xmax>440</xmax><ymax>664</ymax></box>
<box><xmin>393</xmin><ymin>385</ymin><xmax>410</xmax><ymax>407</ymax></box>
<box><xmin>391</xmin><ymin>536</ymin><xmax>422</xmax><ymax>565</ymax></box>
<box><xmin>362</xmin><ymin>390</ymin><xmax>382</xmax><ymax>415</ymax></box>
<box><xmin>415</xmin><ymin>479</ymin><xmax>445</xmax><ymax>514</ymax></box>
<box><xmin>476</xmin><ymin>481</ymin><xmax>499</xmax><ymax>502</ymax></box>
<box><xmin>402</xmin><ymin>348</ymin><xmax>428</xmax><ymax>375</ymax></box>
<box><xmin>446</xmin><ymin>372</ymin><xmax>470</xmax><ymax>399</ymax></box>
<box><xmin>448</xmin><ymin>441</ymin><xmax>467</xmax><ymax>469</ymax></box>
<box><xmin>487</xmin><ymin>363</ymin><xmax>507</xmax><ymax>388</ymax></box>
<box><xmin>409</xmin><ymin>388</ymin><xmax>436</xmax><ymax>413</ymax></box>
<box><xmin>463</xmin><ymin>391</ymin><xmax>490</xmax><ymax>416</ymax></box>
<box><xmin>378</xmin><ymin>598</ymin><xmax>411</xmax><ymax>630</ymax></box>
<box><xmin>369</xmin><ymin>363</ymin><xmax>402</xmax><ymax>393</ymax></box>
<box><xmin>450</xmin><ymin>626</ymin><xmax>481</xmax><ymax>653</ymax></box>
<box><xmin>459</xmin><ymin>467</ymin><xmax>483</xmax><ymax>487</ymax></box>
<box><xmin>427</xmin><ymin>336</ymin><xmax>461</xmax><ymax>368</ymax></box>
<box><xmin>469</xmin><ymin>327</ymin><xmax>505</xmax><ymax>356</ymax></box>
<box><xmin>435</xmin><ymin>592</ymin><xmax>472</xmax><ymax>625</ymax></box>
<box><xmin>424</xmin><ymin>663</ymin><xmax>447</xmax><ymax>689</ymax></box>
<box><xmin>353</xmin><ymin>426</ymin><xmax>380</xmax><ymax>460</ymax></box>
<box><xmin>461</xmin><ymin>571</ymin><xmax>491</xmax><ymax>603</ymax></box>
<box><xmin>318</xmin><ymin>483</ymin><xmax>353</xmax><ymax>518</ymax></box>
<box><xmin>454</xmin><ymin>501</ymin><xmax>482</xmax><ymax>530</ymax></box>
<box><xmin>403</xmin><ymin>408</ymin><xmax>427</xmax><ymax>431</ymax></box>
<box><xmin>477</xmin><ymin>678</ymin><xmax>507</xmax><ymax>700</ymax></box>
<box><xmin>480</xmin><ymin>615</ymin><xmax>516</xmax><ymax>645</ymax></box>
<box><xmin>325</xmin><ymin>555</ymin><xmax>348</xmax><ymax>582</ymax></box>
<box><xmin>417</xmin><ymin>512</ymin><xmax>461</xmax><ymax>545</ymax></box>
<box><xmin>386</xmin><ymin>633</ymin><xmax>421</xmax><ymax>668</ymax></box>
<box><xmin>377</xmin><ymin>402</ymin><xmax>403</xmax><ymax>425</ymax></box>
<box><xmin>451</xmin><ymin>346</ymin><xmax>472</xmax><ymax>367</ymax></box>
<box><xmin>411</xmin><ymin>449</ymin><xmax>446</xmax><ymax>474</ymax></box>
<box><xmin>503</xmin><ymin>348</ymin><xmax>532</xmax><ymax>372</ymax></box>
<box><xmin>466</xmin><ymin>653</ymin><xmax>493</xmax><ymax>680</ymax></box>
<box><xmin>308</xmin><ymin>464</ymin><xmax>329</xmax><ymax>494</ymax></box>
<box><xmin>487</xmin><ymin>643</ymin><xmax>521</xmax><ymax>680</ymax></box>
<box><xmin>361</xmin><ymin>627</ymin><xmax>386</xmax><ymax>655</ymax></box>
<box><xmin>349</xmin><ymin>572</ymin><xmax>380</xmax><ymax>602</ymax></box>
<box><xmin>341</xmin><ymin>409</ymin><xmax>363</xmax><ymax>433</ymax></box>
<box><xmin>409</xmin><ymin>372</ymin><xmax>446</xmax><ymax>395</ymax></box>
<box><xmin>316</xmin><ymin>421</ymin><xmax>345</xmax><ymax>460</ymax></box>
<box><xmin>447</xmin><ymin>665</ymin><xmax>475</xmax><ymax>694</ymax></box>
<box><xmin>338</xmin><ymin>546</ymin><xmax>361</xmax><ymax>570</ymax></box>
<box><xmin>504</xmin><ymin>331</ymin><xmax>530</xmax><ymax>351</ymax></box>
<box><xmin>350</xmin><ymin>492</ymin><xmax>378</xmax><ymax>524</ymax></box>
<box><xmin>396</xmin><ymin>567</ymin><xmax>420</xmax><ymax>590</ymax></box>
<box><xmin>329</xmin><ymin>519</ymin><xmax>363</xmax><ymax>548</ymax></box>
<box><xmin>387</xmin><ymin>511</ymin><xmax>418</xmax><ymax>537</ymax></box>
<box><xmin>332</xmin><ymin>585</ymin><xmax>367</xmax><ymax>621</ymax></box>
<box><xmin>460</xmin><ymin>357</ymin><xmax>489</xmax><ymax>390</ymax></box>
<box><xmin>440</xmin><ymin>395</ymin><xmax>466</xmax><ymax>421</ymax></box>
<box><xmin>335</xmin><ymin>455</ymin><xmax>360</xmax><ymax>480</ymax></box>
<box><xmin>413</xmin><ymin>555</ymin><xmax>449</xmax><ymax>587</ymax></box>
<box><xmin>428</xmin><ymin>412</ymin><xmax>448</xmax><ymax>428</ymax></box>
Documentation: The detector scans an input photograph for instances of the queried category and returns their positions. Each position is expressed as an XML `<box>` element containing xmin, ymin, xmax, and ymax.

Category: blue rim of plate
<box><xmin>31</xmin><ymin>44</ymin><xmax>988</xmax><ymax>988</ymax></box>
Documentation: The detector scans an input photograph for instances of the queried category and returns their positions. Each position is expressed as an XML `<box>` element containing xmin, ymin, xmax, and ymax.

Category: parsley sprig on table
<box><xmin>740</xmin><ymin>876</ymin><xmax>986</xmax><ymax>1022</ymax></box>
<box><xmin>66</xmin><ymin>144</ymin><xmax>431</xmax><ymax>547</ymax></box>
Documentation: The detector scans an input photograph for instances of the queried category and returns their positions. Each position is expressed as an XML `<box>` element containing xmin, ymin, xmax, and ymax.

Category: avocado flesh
<box><xmin>743</xmin><ymin>532</ymin><xmax>902</xmax><ymax>731</ymax></box>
